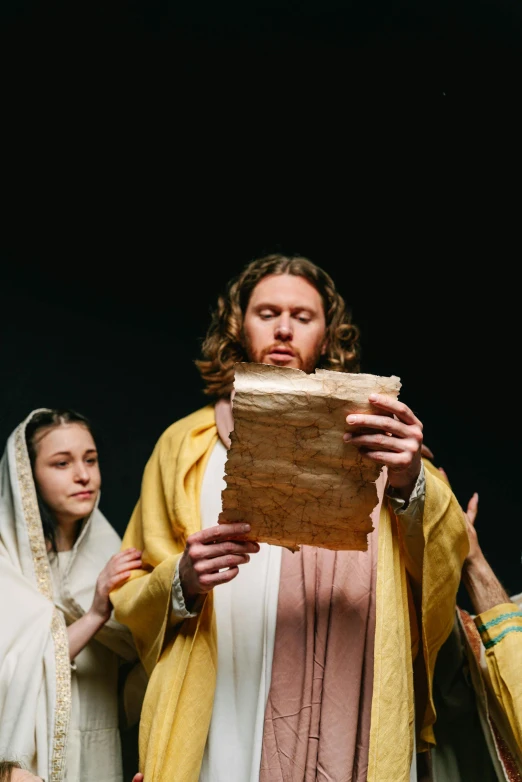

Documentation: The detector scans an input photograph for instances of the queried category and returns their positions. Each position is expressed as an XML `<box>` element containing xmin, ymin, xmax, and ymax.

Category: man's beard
<box><xmin>243</xmin><ymin>337</ymin><xmax>324</xmax><ymax>374</ymax></box>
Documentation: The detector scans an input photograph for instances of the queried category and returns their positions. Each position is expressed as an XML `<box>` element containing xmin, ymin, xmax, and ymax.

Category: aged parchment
<box><xmin>220</xmin><ymin>363</ymin><xmax>401</xmax><ymax>552</ymax></box>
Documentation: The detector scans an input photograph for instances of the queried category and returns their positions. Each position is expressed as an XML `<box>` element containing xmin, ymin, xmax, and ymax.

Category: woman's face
<box><xmin>32</xmin><ymin>423</ymin><xmax>101</xmax><ymax>526</ymax></box>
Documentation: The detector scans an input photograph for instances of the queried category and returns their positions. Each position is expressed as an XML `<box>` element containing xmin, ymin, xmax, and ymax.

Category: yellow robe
<box><xmin>111</xmin><ymin>405</ymin><xmax>469</xmax><ymax>782</ymax></box>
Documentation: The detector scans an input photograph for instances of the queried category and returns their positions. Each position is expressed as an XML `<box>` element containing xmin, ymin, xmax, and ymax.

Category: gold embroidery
<box><xmin>14</xmin><ymin>417</ymin><xmax>71</xmax><ymax>782</ymax></box>
<box><xmin>458</xmin><ymin>606</ymin><xmax>482</xmax><ymax>661</ymax></box>
<box><xmin>15</xmin><ymin>423</ymin><xmax>53</xmax><ymax>600</ymax></box>
<box><xmin>491</xmin><ymin>718</ymin><xmax>522</xmax><ymax>782</ymax></box>
<box><xmin>50</xmin><ymin>609</ymin><xmax>71</xmax><ymax>782</ymax></box>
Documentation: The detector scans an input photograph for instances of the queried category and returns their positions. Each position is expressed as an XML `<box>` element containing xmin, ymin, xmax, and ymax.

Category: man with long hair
<box><xmin>111</xmin><ymin>253</ymin><xmax>469</xmax><ymax>782</ymax></box>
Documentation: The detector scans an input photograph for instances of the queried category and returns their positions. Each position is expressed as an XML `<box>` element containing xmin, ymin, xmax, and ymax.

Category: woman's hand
<box><xmin>67</xmin><ymin>548</ymin><xmax>143</xmax><ymax>660</ymax></box>
<box><xmin>90</xmin><ymin>548</ymin><xmax>143</xmax><ymax>622</ymax></box>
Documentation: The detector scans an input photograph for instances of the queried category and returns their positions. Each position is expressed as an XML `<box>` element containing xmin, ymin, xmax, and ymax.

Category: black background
<box><xmin>2</xmin><ymin>0</ymin><xmax>521</xmax><ymax>607</ymax></box>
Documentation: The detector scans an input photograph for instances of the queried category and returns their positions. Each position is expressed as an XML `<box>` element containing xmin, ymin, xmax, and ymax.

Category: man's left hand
<box><xmin>343</xmin><ymin>393</ymin><xmax>423</xmax><ymax>501</ymax></box>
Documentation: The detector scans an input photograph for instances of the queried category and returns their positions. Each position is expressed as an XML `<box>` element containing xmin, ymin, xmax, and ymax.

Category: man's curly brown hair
<box><xmin>195</xmin><ymin>253</ymin><xmax>361</xmax><ymax>399</ymax></box>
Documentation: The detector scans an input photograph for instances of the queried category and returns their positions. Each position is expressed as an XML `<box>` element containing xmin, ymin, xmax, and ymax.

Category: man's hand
<box><xmin>454</xmin><ymin>487</ymin><xmax>511</xmax><ymax>613</ymax></box>
<box><xmin>421</xmin><ymin>443</ymin><xmax>434</xmax><ymax>460</ymax></box>
<box><xmin>462</xmin><ymin>491</ymin><xmax>480</xmax><ymax>563</ymax></box>
<box><xmin>179</xmin><ymin>523</ymin><xmax>260</xmax><ymax>607</ymax></box>
<box><xmin>343</xmin><ymin>393</ymin><xmax>423</xmax><ymax>501</ymax></box>
<box><xmin>438</xmin><ymin>467</ymin><xmax>480</xmax><ymax>564</ymax></box>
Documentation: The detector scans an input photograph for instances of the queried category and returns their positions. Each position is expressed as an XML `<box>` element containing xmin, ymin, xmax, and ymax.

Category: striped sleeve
<box><xmin>475</xmin><ymin>602</ymin><xmax>522</xmax><ymax>751</ymax></box>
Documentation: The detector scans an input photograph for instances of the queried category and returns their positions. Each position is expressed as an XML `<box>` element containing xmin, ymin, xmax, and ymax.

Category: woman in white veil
<box><xmin>0</xmin><ymin>408</ymin><xmax>145</xmax><ymax>782</ymax></box>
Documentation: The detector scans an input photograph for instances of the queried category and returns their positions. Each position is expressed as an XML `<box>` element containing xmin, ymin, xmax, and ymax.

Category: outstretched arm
<box><xmin>450</xmin><ymin>483</ymin><xmax>522</xmax><ymax>752</ymax></box>
<box><xmin>460</xmin><ymin>491</ymin><xmax>511</xmax><ymax>614</ymax></box>
<box><xmin>67</xmin><ymin>548</ymin><xmax>142</xmax><ymax>660</ymax></box>
<box><xmin>462</xmin><ymin>491</ymin><xmax>522</xmax><ymax>749</ymax></box>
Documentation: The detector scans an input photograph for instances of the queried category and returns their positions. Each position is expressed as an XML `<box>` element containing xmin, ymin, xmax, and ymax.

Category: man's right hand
<box><xmin>179</xmin><ymin>522</ymin><xmax>260</xmax><ymax>607</ymax></box>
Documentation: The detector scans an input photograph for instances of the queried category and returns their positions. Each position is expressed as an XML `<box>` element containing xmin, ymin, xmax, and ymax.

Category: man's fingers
<box><xmin>466</xmin><ymin>492</ymin><xmax>479</xmax><ymax>525</ymax></box>
<box><xmin>344</xmin><ymin>413</ymin><xmax>422</xmax><ymax>442</ymax></box>
<box><xmin>191</xmin><ymin>539</ymin><xmax>259</xmax><ymax>564</ymax></box>
<box><xmin>356</xmin><ymin>448</ymin><xmax>416</xmax><ymax>467</ymax></box>
<box><xmin>366</xmin><ymin>393</ymin><xmax>422</xmax><ymax>427</ymax></box>
<box><xmin>195</xmin><ymin>553</ymin><xmax>250</xmax><ymax>576</ymax></box>
<box><xmin>421</xmin><ymin>443</ymin><xmax>434</xmax><ymax>459</ymax></box>
<box><xmin>193</xmin><ymin>522</ymin><xmax>252</xmax><ymax>545</ymax></box>
<box><xmin>343</xmin><ymin>432</ymin><xmax>420</xmax><ymax>457</ymax></box>
<box><xmin>199</xmin><ymin>566</ymin><xmax>240</xmax><ymax>589</ymax></box>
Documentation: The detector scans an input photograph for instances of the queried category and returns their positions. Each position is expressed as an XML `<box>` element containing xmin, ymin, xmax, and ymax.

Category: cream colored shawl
<box><xmin>0</xmin><ymin>409</ymin><xmax>137</xmax><ymax>782</ymax></box>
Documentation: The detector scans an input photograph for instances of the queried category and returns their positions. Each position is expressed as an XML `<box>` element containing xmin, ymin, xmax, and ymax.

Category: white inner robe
<box><xmin>199</xmin><ymin>439</ymin><xmax>282</xmax><ymax>782</ymax></box>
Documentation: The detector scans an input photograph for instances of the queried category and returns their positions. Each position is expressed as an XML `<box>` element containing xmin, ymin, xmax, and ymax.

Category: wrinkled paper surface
<box><xmin>220</xmin><ymin>363</ymin><xmax>402</xmax><ymax>552</ymax></box>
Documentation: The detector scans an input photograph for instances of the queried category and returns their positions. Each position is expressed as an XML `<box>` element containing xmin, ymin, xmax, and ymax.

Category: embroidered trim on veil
<box><xmin>14</xmin><ymin>414</ymin><xmax>71</xmax><ymax>782</ymax></box>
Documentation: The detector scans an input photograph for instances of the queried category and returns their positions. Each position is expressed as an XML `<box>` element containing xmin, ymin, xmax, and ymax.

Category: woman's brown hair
<box><xmin>195</xmin><ymin>253</ymin><xmax>361</xmax><ymax>399</ymax></box>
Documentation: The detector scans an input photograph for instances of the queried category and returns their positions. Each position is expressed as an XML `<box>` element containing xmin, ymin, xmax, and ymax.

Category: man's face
<box><xmin>243</xmin><ymin>273</ymin><xmax>327</xmax><ymax>373</ymax></box>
